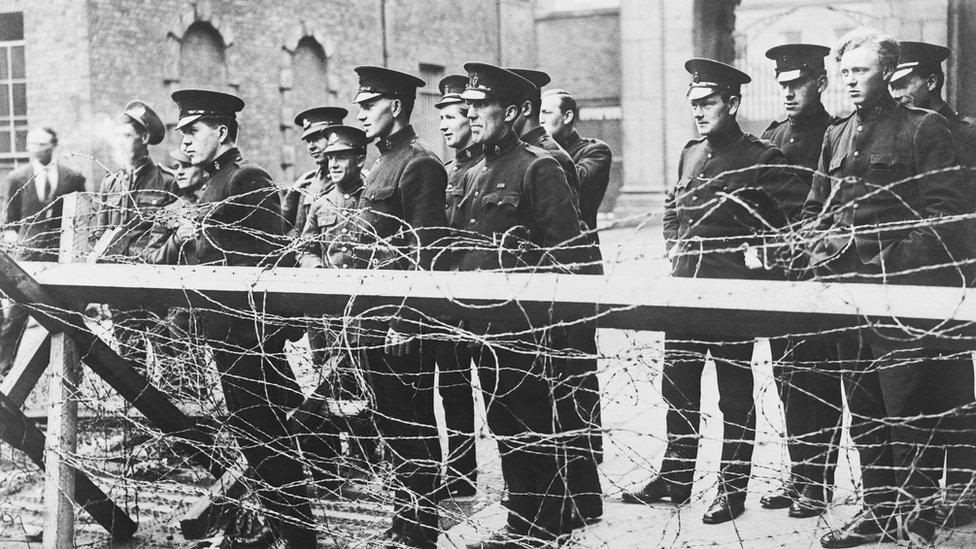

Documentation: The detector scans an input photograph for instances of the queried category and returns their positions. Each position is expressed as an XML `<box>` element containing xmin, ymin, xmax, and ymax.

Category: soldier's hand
<box><xmin>175</xmin><ymin>222</ymin><xmax>197</xmax><ymax>242</ymax></box>
<box><xmin>384</xmin><ymin>328</ymin><xmax>419</xmax><ymax>357</ymax></box>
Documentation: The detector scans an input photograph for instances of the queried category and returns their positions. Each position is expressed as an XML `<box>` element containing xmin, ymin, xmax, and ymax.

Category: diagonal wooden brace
<box><xmin>0</xmin><ymin>329</ymin><xmax>51</xmax><ymax>407</ymax></box>
<box><xmin>0</xmin><ymin>393</ymin><xmax>137</xmax><ymax>539</ymax></box>
<box><xmin>0</xmin><ymin>252</ymin><xmax>226</xmax><ymax>478</ymax></box>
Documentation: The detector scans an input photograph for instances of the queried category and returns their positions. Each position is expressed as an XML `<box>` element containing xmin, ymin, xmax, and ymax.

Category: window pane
<box><xmin>0</xmin><ymin>85</ymin><xmax>9</xmax><ymax>117</ymax></box>
<box><xmin>12</xmin><ymin>82</ymin><xmax>25</xmax><ymax>115</ymax></box>
<box><xmin>0</xmin><ymin>48</ymin><xmax>8</xmax><ymax>80</ymax></box>
<box><xmin>0</xmin><ymin>13</ymin><xmax>23</xmax><ymax>42</ymax></box>
<box><xmin>0</xmin><ymin>130</ymin><xmax>12</xmax><ymax>153</ymax></box>
<box><xmin>14</xmin><ymin>128</ymin><xmax>24</xmax><ymax>152</ymax></box>
<box><xmin>10</xmin><ymin>46</ymin><xmax>23</xmax><ymax>79</ymax></box>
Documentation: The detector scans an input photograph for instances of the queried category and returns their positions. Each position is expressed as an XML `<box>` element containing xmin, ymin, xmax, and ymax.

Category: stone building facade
<box><xmin>0</xmin><ymin>0</ymin><xmax>535</xmax><ymax>187</ymax></box>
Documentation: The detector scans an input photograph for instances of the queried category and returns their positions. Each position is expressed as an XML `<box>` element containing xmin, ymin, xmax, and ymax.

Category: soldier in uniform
<box><xmin>621</xmin><ymin>59</ymin><xmax>806</xmax><ymax>525</ymax></box>
<box><xmin>282</xmin><ymin>107</ymin><xmax>347</xmax><ymax>237</ymax></box>
<box><xmin>456</xmin><ymin>63</ymin><xmax>582</xmax><ymax>549</ymax></box>
<box><xmin>888</xmin><ymin>41</ymin><xmax>976</xmax><ymax>527</ymax></box>
<box><xmin>0</xmin><ymin>127</ymin><xmax>85</xmax><ymax>375</ymax></box>
<box><xmin>292</xmin><ymin>125</ymin><xmax>371</xmax><ymax>496</ymax></box>
<box><xmin>351</xmin><ymin>66</ymin><xmax>448</xmax><ymax>549</ymax></box>
<box><xmin>165</xmin><ymin>89</ymin><xmax>317</xmax><ymax>549</ymax></box>
<box><xmin>758</xmin><ymin>43</ymin><xmax>844</xmax><ymax>519</ymax></box>
<box><xmin>802</xmin><ymin>29</ymin><xmax>969</xmax><ymax>548</ymax></box>
<box><xmin>541</xmin><ymin>88</ymin><xmax>610</xmax><ymax>469</ymax></box>
<box><xmin>93</xmin><ymin>101</ymin><xmax>178</xmax><ymax>368</ymax></box>
<box><xmin>434</xmin><ymin>74</ymin><xmax>481</xmax><ymax>498</ymax></box>
<box><xmin>507</xmin><ymin>69</ymin><xmax>603</xmax><ymax>528</ymax></box>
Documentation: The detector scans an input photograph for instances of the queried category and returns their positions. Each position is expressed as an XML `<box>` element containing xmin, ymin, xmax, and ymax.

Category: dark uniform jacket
<box><xmin>445</xmin><ymin>143</ymin><xmax>485</xmax><ymax>236</ymax></box>
<box><xmin>763</xmin><ymin>103</ymin><xmax>835</xmax><ymax>197</ymax></box>
<box><xmin>95</xmin><ymin>157</ymin><xmax>177</xmax><ymax>259</ymax></box>
<box><xmin>282</xmin><ymin>168</ymin><xmax>330</xmax><ymax>237</ymax></box>
<box><xmin>802</xmin><ymin>98</ymin><xmax>967</xmax><ymax>286</ymax></box>
<box><xmin>353</xmin><ymin>125</ymin><xmax>447</xmax><ymax>338</ymax></box>
<box><xmin>2</xmin><ymin>163</ymin><xmax>86</xmax><ymax>261</ymax></box>
<box><xmin>560</xmin><ymin>130</ymin><xmax>612</xmax><ymax>233</ymax></box>
<box><xmin>936</xmin><ymin>102</ymin><xmax>976</xmax><ymax>168</ymax></box>
<box><xmin>521</xmin><ymin>126</ymin><xmax>581</xmax><ymax>209</ymax></box>
<box><xmin>296</xmin><ymin>176</ymin><xmax>365</xmax><ymax>269</ymax></box>
<box><xmin>664</xmin><ymin>122</ymin><xmax>806</xmax><ymax>280</ymax></box>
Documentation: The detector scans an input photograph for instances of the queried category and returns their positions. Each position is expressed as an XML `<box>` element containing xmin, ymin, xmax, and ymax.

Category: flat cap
<box><xmin>460</xmin><ymin>62</ymin><xmax>536</xmax><ymax>103</ymax></box>
<box><xmin>891</xmin><ymin>41</ymin><xmax>950</xmax><ymax>84</ymax></box>
<box><xmin>323</xmin><ymin>125</ymin><xmax>368</xmax><ymax>154</ymax></box>
<box><xmin>685</xmin><ymin>58</ymin><xmax>751</xmax><ymax>100</ymax></box>
<box><xmin>171</xmin><ymin>88</ymin><xmax>245</xmax><ymax>130</ymax></box>
<box><xmin>123</xmin><ymin>100</ymin><xmax>166</xmax><ymax>146</ymax></box>
<box><xmin>435</xmin><ymin>75</ymin><xmax>469</xmax><ymax>108</ymax></box>
<box><xmin>764</xmin><ymin>44</ymin><xmax>830</xmax><ymax>83</ymax></box>
<box><xmin>353</xmin><ymin>65</ymin><xmax>426</xmax><ymax>104</ymax></box>
<box><xmin>295</xmin><ymin>106</ymin><xmax>348</xmax><ymax>139</ymax></box>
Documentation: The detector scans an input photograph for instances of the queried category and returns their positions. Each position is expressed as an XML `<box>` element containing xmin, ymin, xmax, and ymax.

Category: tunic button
<box><xmin>482</xmin><ymin>167</ymin><xmax>488</xmax><ymax>172</ymax></box>
<box><xmin>470</xmin><ymin>218</ymin><xmax>476</xmax><ymax>224</ymax></box>
<box><xmin>857</xmin><ymin>125</ymin><xmax>864</xmax><ymax>132</ymax></box>
<box><xmin>372</xmin><ymin>259</ymin><xmax>379</xmax><ymax>265</ymax></box>
<box><xmin>341</xmin><ymin>228</ymin><xmax>348</xmax><ymax>233</ymax></box>
<box><xmin>691</xmin><ymin>196</ymin><xmax>698</xmax><ymax>202</ymax></box>
<box><xmin>342</xmin><ymin>264</ymin><xmax>348</xmax><ymax>269</ymax></box>
<box><xmin>853</xmin><ymin>151</ymin><xmax>860</xmax><ymax>157</ymax></box>
<box><xmin>707</xmin><ymin>153</ymin><xmax>713</xmax><ymax>159</ymax></box>
<box><xmin>789</xmin><ymin>138</ymin><xmax>795</xmax><ymax>143</ymax></box>
<box><xmin>474</xmin><ymin>191</ymin><xmax>479</xmax><ymax>197</ymax></box>
<box><xmin>344</xmin><ymin>193</ymin><xmax>350</xmax><ymax>199</ymax></box>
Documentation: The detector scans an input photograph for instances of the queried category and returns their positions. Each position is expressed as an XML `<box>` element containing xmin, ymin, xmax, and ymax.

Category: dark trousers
<box><xmin>554</xmin><ymin>325</ymin><xmax>602</xmax><ymax>519</ymax></box>
<box><xmin>363</xmin><ymin>343</ymin><xmax>441</xmax><ymax>545</ymax></box>
<box><xmin>837</xmin><ymin>335</ymin><xmax>949</xmax><ymax>522</ymax></box>
<box><xmin>935</xmin><ymin>357</ymin><xmax>976</xmax><ymax>506</ymax></box>
<box><xmin>769</xmin><ymin>337</ymin><xmax>843</xmax><ymax>490</ymax></box>
<box><xmin>210</xmin><ymin>330</ymin><xmax>316</xmax><ymax>546</ymax></box>
<box><xmin>435</xmin><ymin>341</ymin><xmax>477</xmax><ymax>483</ymax></box>
<box><xmin>0</xmin><ymin>300</ymin><xmax>29</xmax><ymax>377</ymax></box>
<box><xmin>474</xmin><ymin>342</ymin><xmax>568</xmax><ymax>541</ymax></box>
<box><xmin>661</xmin><ymin>334</ymin><xmax>755</xmax><ymax>499</ymax></box>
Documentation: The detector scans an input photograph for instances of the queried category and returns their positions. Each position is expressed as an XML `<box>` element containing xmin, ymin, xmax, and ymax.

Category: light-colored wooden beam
<box><xmin>18</xmin><ymin>262</ymin><xmax>976</xmax><ymax>343</ymax></box>
<box><xmin>0</xmin><ymin>330</ymin><xmax>51</xmax><ymax>408</ymax></box>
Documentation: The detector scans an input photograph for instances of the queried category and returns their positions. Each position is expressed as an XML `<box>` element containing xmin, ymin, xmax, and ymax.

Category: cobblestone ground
<box><xmin>1</xmin><ymin>223</ymin><xmax>974</xmax><ymax>548</ymax></box>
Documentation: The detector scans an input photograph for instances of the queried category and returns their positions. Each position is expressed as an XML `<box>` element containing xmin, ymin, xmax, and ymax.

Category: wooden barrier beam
<box><xmin>0</xmin><ymin>254</ymin><xmax>224</xmax><ymax>478</ymax></box>
<box><xmin>0</xmin><ymin>330</ymin><xmax>50</xmax><ymax>407</ymax></box>
<box><xmin>16</xmin><ymin>262</ymin><xmax>976</xmax><ymax>344</ymax></box>
<box><xmin>0</xmin><ymin>393</ymin><xmax>137</xmax><ymax>539</ymax></box>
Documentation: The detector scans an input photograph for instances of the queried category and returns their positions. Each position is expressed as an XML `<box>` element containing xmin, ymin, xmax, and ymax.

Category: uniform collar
<box><xmin>561</xmin><ymin>129</ymin><xmax>583</xmax><ymax>150</ymax></box>
<box><xmin>855</xmin><ymin>96</ymin><xmax>897</xmax><ymax>122</ymax></box>
<box><xmin>483</xmin><ymin>129</ymin><xmax>520</xmax><ymax>160</ymax></box>
<box><xmin>336</xmin><ymin>173</ymin><xmax>365</xmax><ymax>196</ymax></box>
<box><xmin>455</xmin><ymin>143</ymin><xmax>484</xmax><ymax>163</ymax></box>
<box><xmin>206</xmin><ymin>147</ymin><xmax>241</xmax><ymax>175</ymax></box>
<box><xmin>376</xmin><ymin>125</ymin><xmax>416</xmax><ymax>154</ymax></box>
<box><xmin>788</xmin><ymin>102</ymin><xmax>830</xmax><ymax>128</ymax></box>
<box><xmin>705</xmin><ymin>121</ymin><xmax>743</xmax><ymax>150</ymax></box>
<box><xmin>520</xmin><ymin>125</ymin><xmax>548</xmax><ymax>146</ymax></box>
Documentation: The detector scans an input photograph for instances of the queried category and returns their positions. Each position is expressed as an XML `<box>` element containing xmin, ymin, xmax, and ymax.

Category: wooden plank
<box><xmin>0</xmin><ymin>257</ymin><xmax>223</xmax><ymax>478</ymax></box>
<box><xmin>178</xmin><ymin>460</ymin><xmax>249</xmax><ymax>539</ymax></box>
<box><xmin>0</xmin><ymin>393</ymin><xmax>137</xmax><ymax>540</ymax></box>
<box><xmin>0</xmin><ymin>330</ymin><xmax>50</xmax><ymax>407</ymax></box>
<box><xmin>17</xmin><ymin>262</ymin><xmax>976</xmax><ymax>343</ymax></box>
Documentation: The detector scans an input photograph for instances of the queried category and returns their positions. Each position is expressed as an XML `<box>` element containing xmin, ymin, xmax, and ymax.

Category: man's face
<box><xmin>356</xmin><ymin>97</ymin><xmax>396</xmax><ymax>140</ymax></box>
<box><xmin>175</xmin><ymin>162</ymin><xmax>205</xmax><ymax>192</ymax></box>
<box><xmin>540</xmin><ymin>94</ymin><xmax>570</xmax><ymax>141</ymax></box>
<box><xmin>779</xmin><ymin>75</ymin><xmax>823</xmax><ymax>118</ymax></box>
<box><xmin>690</xmin><ymin>93</ymin><xmax>735</xmax><ymax>138</ymax></box>
<box><xmin>327</xmin><ymin>150</ymin><xmax>363</xmax><ymax>185</ymax></box>
<box><xmin>111</xmin><ymin>122</ymin><xmax>146</xmax><ymax>167</ymax></box>
<box><xmin>304</xmin><ymin>132</ymin><xmax>329</xmax><ymax>165</ymax></box>
<box><xmin>840</xmin><ymin>45</ymin><xmax>891</xmax><ymax>107</ymax></box>
<box><xmin>466</xmin><ymin>98</ymin><xmax>512</xmax><ymax>144</ymax></box>
<box><xmin>438</xmin><ymin>103</ymin><xmax>473</xmax><ymax>150</ymax></box>
<box><xmin>26</xmin><ymin>129</ymin><xmax>55</xmax><ymax>165</ymax></box>
<box><xmin>179</xmin><ymin>121</ymin><xmax>223</xmax><ymax>165</ymax></box>
<box><xmin>890</xmin><ymin>73</ymin><xmax>932</xmax><ymax>108</ymax></box>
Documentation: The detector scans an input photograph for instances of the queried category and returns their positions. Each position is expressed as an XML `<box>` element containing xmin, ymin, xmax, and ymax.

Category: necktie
<box><xmin>37</xmin><ymin>168</ymin><xmax>50</xmax><ymax>203</ymax></box>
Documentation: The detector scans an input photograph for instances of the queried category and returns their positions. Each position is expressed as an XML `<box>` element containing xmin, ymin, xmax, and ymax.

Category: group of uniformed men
<box><xmin>3</xmin><ymin>21</ymin><xmax>975</xmax><ymax>549</ymax></box>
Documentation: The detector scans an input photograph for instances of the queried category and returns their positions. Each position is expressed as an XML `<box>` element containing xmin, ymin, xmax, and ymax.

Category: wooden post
<box><xmin>42</xmin><ymin>192</ymin><xmax>91</xmax><ymax>549</ymax></box>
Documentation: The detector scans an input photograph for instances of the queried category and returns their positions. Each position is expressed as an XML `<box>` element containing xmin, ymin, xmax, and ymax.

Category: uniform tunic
<box><xmin>521</xmin><ymin>125</ymin><xmax>581</xmax><ymax>209</ymax></box>
<box><xmin>297</xmin><ymin>176</ymin><xmax>364</xmax><ymax>269</ymax></box>
<box><xmin>763</xmin><ymin>104</ymin><xmax>835</xmax><ymax>193</ymax></box>
<box><xmin>95</xmin><ymin>157</ymin><xmax>177</xmax><ymax>258</ymax></box>
<box><xmin>560</xmin><ymin>129</ymin><xmax>612</xmax><ymax>233</ymax></box>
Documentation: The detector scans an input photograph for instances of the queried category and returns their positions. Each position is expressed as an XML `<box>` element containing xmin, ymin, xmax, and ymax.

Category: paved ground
<box><xmin>1</xmin><ymin>223</ymin><xmax>975</xmax><ymax>548</ymax></box>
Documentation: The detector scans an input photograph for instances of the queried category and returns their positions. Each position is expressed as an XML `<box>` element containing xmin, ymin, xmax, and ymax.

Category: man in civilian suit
<box><xmin>0</xmin><ymin>127</ymin><xmax>85</xmax><ymax>375</ymax></box>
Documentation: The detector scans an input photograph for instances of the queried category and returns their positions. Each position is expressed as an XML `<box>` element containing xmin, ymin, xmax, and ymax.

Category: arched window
<box><xmin>288</xmin><ymin>36</ymin><xmax>333</xmax><ymax>179</ymax></box>
<box><xmin>178</xmin><ymin>21</ymin><xmax>227</xmax><ymax>89</ymax></box>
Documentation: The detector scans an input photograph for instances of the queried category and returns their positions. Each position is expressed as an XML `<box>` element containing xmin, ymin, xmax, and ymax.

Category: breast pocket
<box><xmin>479</xmin><ymin>191</ymin><xmax>522</xmax><ymax>234</ymax></box>
<box><xmin>866</xmin><ymin>153</ymin><xmax>916</xmax><ymax>214</ymax></box>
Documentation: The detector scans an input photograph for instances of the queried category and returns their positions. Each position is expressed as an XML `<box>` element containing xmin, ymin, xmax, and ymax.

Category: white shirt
<box><xmin>31</xmin><ymin>160</ymin><xmax>58</xmax><ymax>202</ymax></box>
